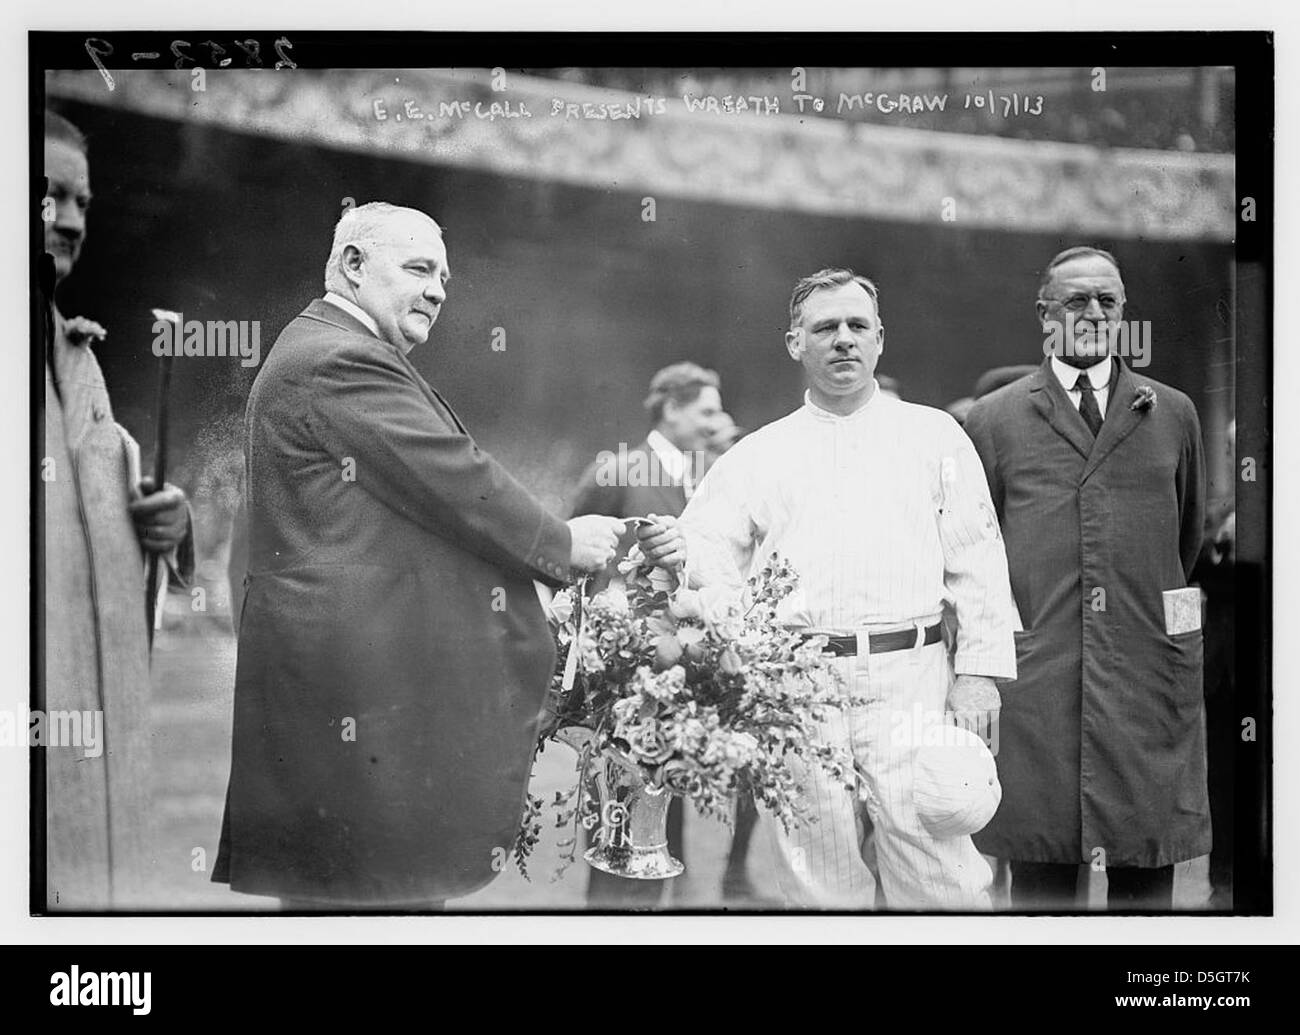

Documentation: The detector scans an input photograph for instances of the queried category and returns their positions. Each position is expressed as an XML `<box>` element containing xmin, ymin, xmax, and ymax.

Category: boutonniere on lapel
<box><xmin>1129</xmin><ymin>385</ymin><xmax>1157</xmax><ymax>413</ymax></box>
<box><xmin>65</xmin><ymin>316</ymin><xmax>107</xmax><ymax>347</ymax></box>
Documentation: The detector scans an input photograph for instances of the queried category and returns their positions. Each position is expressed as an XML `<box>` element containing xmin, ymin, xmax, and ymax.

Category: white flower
<box><xmin>669</xmin><ymin>589</ymin><xmax>703</xmax><ymax>620</ymax></box>
<box><xmin>699</xmin><ymin>584</ymin><xmax>742</xmax><ymax>627</ymax></box>
<box><xmin>676</xmin><ymin>626</ymin><xmax>706</xmax><ymax>649</ymax></box>
<box><xmin>611</xmin><ymin>698</ymin><xmax>642</xmax><ymax>726</ymax></box>
<box><xmin>64</xmin><ymin>316</ymin><xmax>107</xmax><ymax>346</ymax></box>
<box><xmin>546</xmin><ymin>588</ymin><xmax>575</xmax><ymax>626</ymax></box>
<box><xmin>594</xmin><ymin>585</ymin><xmax>629</xmax><ymax>613</ymax></box>
<box><xmin>1130</xmin><ymin>385</ymin><xmax>1158</xmax><ymax>412</ymax></box>
<box><xmin>646</xmin><ymin>665</ymin><xmax>686</xmax><ymax>700</ymax></box>
<box><xmin>628</xmin><ymin>719</ymin><xmax>677</xmax><ymax>765</ymax></box>
<box><xmin>723</xmin><ymin>731</ymin><xmax>761</xmax><ymax>764</ymax></box>
<box><xmin>616</xmin><ymin>544</ymin><xmax>646</xmax><ymax>575</ymax></box>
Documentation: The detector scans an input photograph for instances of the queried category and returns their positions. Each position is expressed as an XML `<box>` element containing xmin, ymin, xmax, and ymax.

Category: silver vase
<box><xmin>584</xmin><ymin>751</ymin><xmax>684</xmax><ymax>880</ymax></box>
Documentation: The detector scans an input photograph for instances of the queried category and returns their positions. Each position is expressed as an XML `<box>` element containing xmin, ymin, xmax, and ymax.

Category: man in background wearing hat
<box><xmin>964</xmin><ymin>246</ymin><xmax>1208</xmax><ymax>910</ymax></box>
<box><xmin>946</xmin><ymin>366</ymin><xmax>1039</xmax><ymax>429</ymax></box>
<box><xmin>674</xmin><ymin>268</ymin><xmax>1019</xmax><ymax>910</ymax></box>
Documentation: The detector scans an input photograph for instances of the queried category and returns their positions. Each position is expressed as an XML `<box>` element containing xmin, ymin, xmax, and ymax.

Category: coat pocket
<box><xmin>1160</xmin><ymin>628</ymin><xmax>1205</xmax><ymax>708</ymax></box>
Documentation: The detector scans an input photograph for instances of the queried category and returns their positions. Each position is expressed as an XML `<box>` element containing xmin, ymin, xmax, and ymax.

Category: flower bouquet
<box><xmin>513</xmin><ymin>547</ymin><xmax>861</xmax><ymax>882</ymax></box>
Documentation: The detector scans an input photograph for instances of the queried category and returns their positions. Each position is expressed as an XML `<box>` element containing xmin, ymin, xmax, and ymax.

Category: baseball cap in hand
<box><xmin>912</xmin><ymin>726</ymin><xmax>1001</xmax><ymax>839</ymax></box>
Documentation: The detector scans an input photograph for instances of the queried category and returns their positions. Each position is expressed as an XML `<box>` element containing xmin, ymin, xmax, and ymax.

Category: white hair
<box><xmin>323</xmin><ymin>201</ymin><xmax>442</xmax><ymax>294</ymax></box>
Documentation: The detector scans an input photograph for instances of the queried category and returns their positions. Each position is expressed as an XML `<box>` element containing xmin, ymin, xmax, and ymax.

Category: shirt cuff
<box><xmin>954</xmin><ymin>649</ymin><xmax>1017</xmax><ymax>682</ymax></box>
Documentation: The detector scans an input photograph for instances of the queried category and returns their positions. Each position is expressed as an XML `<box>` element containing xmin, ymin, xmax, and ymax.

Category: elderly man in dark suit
<box><xmin>213</xmin><ymin>202</ymin><xmax>646</xmax><ymax>910</ymax></box>
<box><xmin>964</xmin><ymin>246</ymin><xmax>1207</xmax><ymax>911</ymax></box>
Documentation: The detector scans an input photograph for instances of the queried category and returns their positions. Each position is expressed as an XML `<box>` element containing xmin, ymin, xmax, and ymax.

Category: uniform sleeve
<box><xmin>935</xmin><ymin>415</ymin><xmax>1018</xmax><ymax>680</ymax></box>
<box><xmin>1176</xmin><ymin>396</ymin><xmax>1208</xmax><ymax>581</ymax></box>
<box><xmin>678</xmin><ymin>448</ymin><xmax>758</xmax><ymax>595</ymax></box>
<box><xmin>962</xmin><ymin>401</ymin><xmax>1004</xmax><ymax>517</ymax></box>
<box><xmin>308</xmin><ymin>340</ymin><xmax>572</xmax><ymax>586</ymax></box>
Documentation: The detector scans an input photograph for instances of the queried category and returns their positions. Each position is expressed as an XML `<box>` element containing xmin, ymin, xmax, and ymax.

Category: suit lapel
<box><xmin>303</xmin><ymin>298</ymin><xmax>472</xmax><ymax>435</ymax></box>
<box><xmin>1081</xmin><ymin>360</ymin><xmax>1143</xmax><ymax>483</ymax></box>
<box><xmin>425</xmin><ymin>382</ymin><xmax>470</xmax><ymax>435</ymax></box>
<box><xmin>50</xmin><ymin>310</ymin><xmax>100</xmax><ymax>451</ymax></box>
<box><xmin>301</xmin><ymin>297</ymin><xmax>375</xmax><ymax>339</ymax></box>
<box><xmin>393</xmin><ymin>346</ymin><xmax>470</xmax><ymax>434</ymax></box>
<box><xmin>635</xmin><ymin>438</ymin><xmax>690</xmax><ymax>516</ymax></box>
<box><xmin>1027</xmin><ymin>357</ymin><xmax>1093</xmax><ymax>461</ymax></box>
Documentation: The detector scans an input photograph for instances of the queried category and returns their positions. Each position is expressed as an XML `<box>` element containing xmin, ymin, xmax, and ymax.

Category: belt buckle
<box><xmin>855</xmin><ymin>620</ymin><xmax>929</xmax><ymax>655</ymax></box>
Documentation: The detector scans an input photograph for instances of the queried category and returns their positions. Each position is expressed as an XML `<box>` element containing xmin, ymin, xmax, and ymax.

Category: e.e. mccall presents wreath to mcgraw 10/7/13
<box><xmin>512</xmin><ymin>545</ymin><xmax>866</xmax><ymax>881</ymax></box>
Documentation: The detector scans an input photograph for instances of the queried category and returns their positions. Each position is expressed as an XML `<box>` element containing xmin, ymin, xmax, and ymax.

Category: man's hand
<box><xmin>566</xmin><ymin>515</ymin><xmax>626</xmax><ymax>573</ymax></box>
<box><xmin>947</xmin><ymin>674</ymin><xmax>1001</xmax><ymax>747</ymax></box>
<box><xmin>636</xmin><ymin>513</ymin><xmax>687</xmax><ymax>570</ymax></box>
<box><xmin>128</xmin><ymin>477</ymin><xmax>189</xmax><ymax>554</ymax></box>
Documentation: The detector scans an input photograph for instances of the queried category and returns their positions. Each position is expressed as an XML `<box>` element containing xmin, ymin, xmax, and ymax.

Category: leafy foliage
<box><xmin>518</xmin><ymin>551</ymin><xmax>862</xmax><ymax>880</ymax></box>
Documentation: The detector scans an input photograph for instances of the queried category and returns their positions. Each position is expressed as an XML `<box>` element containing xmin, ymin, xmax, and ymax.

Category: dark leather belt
<box><xmin>801</xmin><ymin>621</ymin><xmax>943</xmax><ymax>657</ymax></box>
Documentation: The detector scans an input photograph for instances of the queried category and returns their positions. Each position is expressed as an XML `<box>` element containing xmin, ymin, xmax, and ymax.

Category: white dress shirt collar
<box><xmin>803</xmin><ymin>380</ymin><xmax>881</xmax><ymax>423</ymax></box>
<box><xmin>1051</xmin><ymin>354</ymin><xmax>1112</xmax><ymax>395</ymax></box>
<box><xmin>646</xmin><ymin>429</ymin><xmax>689</xmax><ymax>484</ymax></box>
<box><xmin>323</xmin><ymin>291</ymin><xmax>381</xmax><ymax>338</ymax></box>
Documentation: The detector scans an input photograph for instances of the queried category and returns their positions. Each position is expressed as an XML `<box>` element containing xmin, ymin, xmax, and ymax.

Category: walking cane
<box><xmin>144</xmin><ymin>309</ymin><xmax>180</xmax><ymax>648</ymax></box>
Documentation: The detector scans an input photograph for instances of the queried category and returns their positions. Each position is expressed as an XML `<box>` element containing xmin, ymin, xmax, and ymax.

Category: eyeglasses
<box><xmin>1043</xmin><ymin>293</ymin><xmax>1125</xmax><ymax>314</ymax></box>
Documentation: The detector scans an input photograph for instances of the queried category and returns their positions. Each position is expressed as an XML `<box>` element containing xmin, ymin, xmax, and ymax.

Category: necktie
<box><xmin>1074</xmin><ymin>372</ymin><xmax>1103</xmax><ymax>438</ymax></box>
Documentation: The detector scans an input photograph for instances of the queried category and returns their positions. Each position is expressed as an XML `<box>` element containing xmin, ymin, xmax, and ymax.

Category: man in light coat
<box><xmin>42</xmin><ymin>110</ymin><xmax>192</xmax><ymax>910</ymax></box>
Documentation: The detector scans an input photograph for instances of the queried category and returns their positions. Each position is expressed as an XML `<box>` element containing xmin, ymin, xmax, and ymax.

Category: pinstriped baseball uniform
<box><xmin>680</xmin><ymin>385</ymin><xmax>1018</xmax><ymax>909</ymax></box>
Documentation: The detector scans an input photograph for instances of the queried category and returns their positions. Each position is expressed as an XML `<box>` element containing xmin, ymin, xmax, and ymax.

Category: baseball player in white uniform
<box><xmin>669</xmin><ymin>268</ymin><xmax>1020</xmax><ymax>909</ymax></box>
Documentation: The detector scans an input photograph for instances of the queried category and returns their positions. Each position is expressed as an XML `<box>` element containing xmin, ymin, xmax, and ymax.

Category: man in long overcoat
<box><xmin>213</xmin><ymin>202</ymin><xmax>627</xmax><ymax>909</ymax></box>
<box><xmin>43</xmin><ymin>111</ymin><xmax>192</xmax><ymax>910</ymax></box>
<box><xmin>964</xmin><ymin>246</ymin><xmax>1208</xmax><ymax>910</ymax></box>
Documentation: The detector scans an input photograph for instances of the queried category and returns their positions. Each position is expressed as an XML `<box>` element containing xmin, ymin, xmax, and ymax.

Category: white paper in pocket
<box><xmin>1162</xmin><ymin>587</ymin><xmax>1203</xmax><ymax>635</ymax></box>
